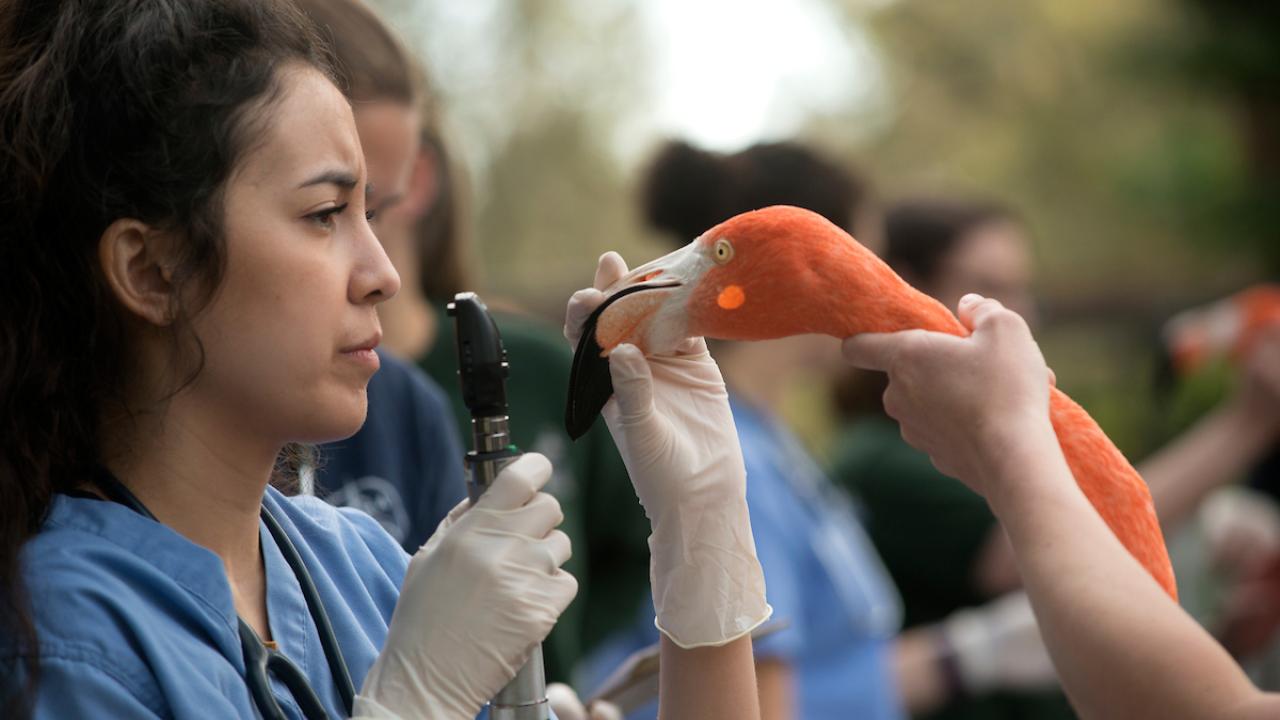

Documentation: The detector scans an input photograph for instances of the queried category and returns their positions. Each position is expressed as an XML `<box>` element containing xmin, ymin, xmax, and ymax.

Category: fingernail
<box><xmin>611</xmin><ymin>343</ymin><xmax>640</xmax><ymax>360</ymax></box>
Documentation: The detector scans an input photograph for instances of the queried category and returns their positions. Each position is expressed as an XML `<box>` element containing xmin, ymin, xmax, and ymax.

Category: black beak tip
<box><xmin>564</xmin><ymin>282</ymin><xmax>677</xmax><ymax>441</ymax></box>
<box><xmin>565</xmin><ymin>323</ymin><xmax>612</xmax><ymax>440</ymax></box>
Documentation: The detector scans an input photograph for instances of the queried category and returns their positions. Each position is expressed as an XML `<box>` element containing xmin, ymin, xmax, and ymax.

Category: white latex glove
<box><xmin>938</xmin><ymin>591</ymin><xmax>1057</xmax><ymax>694</ymax></box>
<box><xmin>1201</xmin><ymin>485</ymin><xmax>1280</xmax><ymax>579</ymax></box>
<box><xmin>564</xmin><ymin>252</ymin><xmax>771</xmax><ymax>649</ymax></box>
<box><xmin>546</xmin><ymin>683</ymin><xmax>624</xmax><ymax>720</ymax></box>
<box><xmin>352</xmin><ymin>453</ymin><xmax>578</xmax><ymax>720</ymax></box>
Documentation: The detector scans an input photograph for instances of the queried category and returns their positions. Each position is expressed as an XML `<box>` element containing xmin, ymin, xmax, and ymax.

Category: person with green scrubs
<box><xmin>830</xmin><ymin>199</ymin><xmax>1076</xmax><ymax>720</ymax></box>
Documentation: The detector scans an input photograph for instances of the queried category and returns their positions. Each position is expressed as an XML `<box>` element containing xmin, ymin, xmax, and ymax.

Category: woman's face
<box><xmin>929</xmin><ymin>219</ymin><xmax>1036</xmax><ymax>327</ymax></box>
<box><xmin>185</xmin><ymin>66</ymin><xmax>400</xmax><ymax>445</ymax></box>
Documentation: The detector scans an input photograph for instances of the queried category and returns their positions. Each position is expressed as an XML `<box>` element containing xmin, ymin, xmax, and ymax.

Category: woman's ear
<box><xmin>98</xmin><ymin>218</ymin><xmax>178</xmax><ymax>327</ymax></box>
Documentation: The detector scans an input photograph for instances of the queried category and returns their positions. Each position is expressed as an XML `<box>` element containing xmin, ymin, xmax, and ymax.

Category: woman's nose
<box><xmin>351</xmin><ymin>219</ymin><xmax>401</xmax><ymax>305</ymax></box>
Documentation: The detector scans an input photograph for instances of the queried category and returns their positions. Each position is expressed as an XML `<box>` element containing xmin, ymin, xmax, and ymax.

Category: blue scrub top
<box><xmin>576</xmin><ymin>396</ymin><xmax>904</xmax><ymax>720</ymax></box>
<box><xmin>18</xmin><ymin>486</ymin><xmax>407</xmax><ymax>719</ymax></box>
<box><xmin>734</xmin><ymin>398</ymin><xmax>904</xmax><ymax>720</ymax></box>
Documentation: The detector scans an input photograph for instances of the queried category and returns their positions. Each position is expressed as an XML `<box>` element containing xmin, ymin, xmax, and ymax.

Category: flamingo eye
<box><xmin>712</xmin><ymin>238</ymin><xmax>734</xmax><ymax>265</ymax></box>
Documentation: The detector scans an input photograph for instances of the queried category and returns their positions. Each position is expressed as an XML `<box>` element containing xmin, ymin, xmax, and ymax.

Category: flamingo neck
<box><xmin>804</xmin><ymin>240</ymin><xmax>969</xmax><ymax>339</ymax></box>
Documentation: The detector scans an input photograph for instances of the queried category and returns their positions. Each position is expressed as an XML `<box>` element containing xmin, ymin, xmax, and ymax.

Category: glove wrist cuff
<box><xmin>647</xmin><ymin>498</ymin><xmax>771</xmax><ymax>648</ymax></box>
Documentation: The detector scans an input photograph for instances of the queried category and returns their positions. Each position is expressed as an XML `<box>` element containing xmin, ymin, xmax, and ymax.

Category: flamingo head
<box><xmin>566</xmin><ymin>205</ymin><xmax>904</xmax><ymax>438</ymax></box>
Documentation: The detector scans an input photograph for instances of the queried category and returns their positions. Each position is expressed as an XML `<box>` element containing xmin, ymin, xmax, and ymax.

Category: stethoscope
<box><xmin>73</xmin><ymin>468</ymin><xmax>355</xmax><ymax>720</ymax></box>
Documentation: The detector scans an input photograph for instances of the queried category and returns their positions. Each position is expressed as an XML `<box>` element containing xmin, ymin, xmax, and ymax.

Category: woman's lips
<box><xmin>341</xmin><ymin>347</ymin><xmax>380</xmax><ymax>371</ymax></box>
<box><xmin>340</xmin><ymin>331</ymin><xmax>382</xmax><ymax>372</ymax></box>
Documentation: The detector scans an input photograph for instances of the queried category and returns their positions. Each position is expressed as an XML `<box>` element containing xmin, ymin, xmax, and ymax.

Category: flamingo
<box><xmin>567</xmin><ymin>205</ymin><xmax>1177</xmax><ymax>599</ymax></box>
<box><xmin>1165</xmin><ymin>284</ymin><xmax>1280</xmax><ymax>375</ymax></box>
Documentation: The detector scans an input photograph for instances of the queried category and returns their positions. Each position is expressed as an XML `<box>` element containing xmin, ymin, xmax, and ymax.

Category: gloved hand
<box><xmin>1201</xmin><ymin>485</ymin><xmax>1280</xmax><ymax>579</ymax></box>
<box><xmin>565</xmin><ymin>252</ymin><xmax>771</xmax><ymax>649</ymax></box>
<box><xmin>937</xmin><ymin>591</ymin><xmax>1057</xmax><ymax>694</ymax></box>
<box><xmin>352</xmin><ymin>453</ymin><xmax>578</xmax><ymax>720</ymax></box>
<box><xmin>546</xmin><ymin>683</ymin><xmax>623</xmax><ymax>720</ymax></box>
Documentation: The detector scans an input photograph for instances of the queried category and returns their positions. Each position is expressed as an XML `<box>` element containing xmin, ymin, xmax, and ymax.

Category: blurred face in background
<box><xmin>352</xmin><ymin>101</ymin><xmax>442</xmax><ymax>358</ymax></box>
<box><xmin>353</xmin><ymin>102</ymin><xmax>420</xmax><ymax>224</ymax></box>
<box><xmin>927</xmin><ymin>219</ymin><xmax>1037</xmax><ymax>327</ymax></box>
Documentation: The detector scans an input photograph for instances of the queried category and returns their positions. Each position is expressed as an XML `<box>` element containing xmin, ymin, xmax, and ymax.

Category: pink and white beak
<box><xmin>565</xmin><ymin>239</ymin><xmax>710</xmax><ymax>439</ymax></box>
<box><xmin>596</xmin><ymin>240</ymin><xmax>712</xmax><ymax>352</ymax></box>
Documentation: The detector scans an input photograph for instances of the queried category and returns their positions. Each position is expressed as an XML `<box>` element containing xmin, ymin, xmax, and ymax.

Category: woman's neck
<box><xmin>100</xmin><ymin>395</ymin><xmax>279</xmax><ymax>637</ymax></box>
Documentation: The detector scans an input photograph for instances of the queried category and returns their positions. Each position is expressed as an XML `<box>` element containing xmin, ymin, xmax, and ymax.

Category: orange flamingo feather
<box><xmin>568</xmin><ymin>205</ymin><xmax>1176</xmax><ymax>599</ymax></box>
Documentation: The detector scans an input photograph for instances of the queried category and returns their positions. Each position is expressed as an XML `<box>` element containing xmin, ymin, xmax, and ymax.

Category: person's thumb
<box><xmin>590</xmin><ymin>700</ymin><xmax>624</xmax><ymax>720</ymax></box>
<box><xmin>472</xmin><ymin>453</ymin><xmax>552</xmax><ymax>512</ymax></box>
<box><xmin>608</xmin><ymin>344</ymin><xmax>655</xmax><ymax>424</ymax></box>
<box><xmin>546</xmin><ymin>683</ymin><xmax>587</xmax><ymax>720</ymax></box>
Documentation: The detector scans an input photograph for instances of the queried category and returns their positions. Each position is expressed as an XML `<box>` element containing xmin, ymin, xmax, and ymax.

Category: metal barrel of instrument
<box><xmin>448</xmin><ymin>292</ymin><xmax>551</xmax><ymax>720</ymax></box>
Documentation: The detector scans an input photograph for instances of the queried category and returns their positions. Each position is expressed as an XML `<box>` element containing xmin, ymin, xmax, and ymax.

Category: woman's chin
<box><xmin>296</xmin><ymin>394</ymin><xmax>369</xmax><ymax>444</ymax></box>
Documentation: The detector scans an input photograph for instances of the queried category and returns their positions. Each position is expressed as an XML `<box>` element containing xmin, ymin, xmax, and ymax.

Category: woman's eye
<box><xmin>365</xmin><ymin>208</ymin><xmax>378</xmax><ymax>224</ymax></box>
<box><xmin>308</xmin><ymin>203</ymin><xmax>348</xmax><ymax>228</ymax></box>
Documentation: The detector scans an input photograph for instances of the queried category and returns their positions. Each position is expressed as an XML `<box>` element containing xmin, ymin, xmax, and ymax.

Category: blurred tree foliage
<box><xmin>1171</xmin><ymin>0</ymin><xmax>1280</xmax><ymax>271</ymax></box>
<box><xmin>809</xmin><ymin>0</ymin><xmax>1277</xmax><ymax>454</ymax></box>
<box><xmin>372</xmin><ymin>0</ymin><xmax>657</xmax><ymax>311</ymax></box>
<box><xmin>821</xmin><ymin>0</ymin><xmax>1267</xmax><ymax>302</ymax></box>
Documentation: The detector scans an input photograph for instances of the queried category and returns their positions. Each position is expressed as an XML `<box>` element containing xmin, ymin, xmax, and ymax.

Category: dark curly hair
<box><xmin>0</xmin><ymin>0</ymin><xmax>334</xmax><ymax>714</ymax></box>
<box><xmin>641</xmin><ymin>139</ymin><xmax>870</xmax><ymax>244</ymax></box>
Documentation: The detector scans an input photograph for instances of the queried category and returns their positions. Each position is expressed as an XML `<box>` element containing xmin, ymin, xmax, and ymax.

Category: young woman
<box><xmin>0</xmin><ymin>1</ymin><xmax>762</xmax><ymax>718</ymax></box>
<box><xmin>843</xmin><ymin>294</ymin><xmax>1280</xmax><ymax>719</ymax></box>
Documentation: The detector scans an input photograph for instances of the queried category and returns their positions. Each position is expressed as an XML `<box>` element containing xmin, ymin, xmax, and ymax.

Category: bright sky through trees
<box><xmin>640</xmin><ymin>0</ymin><xmax>886</xmax><ymax>150</ymax></box>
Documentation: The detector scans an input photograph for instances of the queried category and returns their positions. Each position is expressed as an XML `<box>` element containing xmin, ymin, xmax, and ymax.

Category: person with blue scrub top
<box><xmin>733</xmin><ymin>395</ymin><xmax>906</xmax><ymax>719</ymax></box>
<box><xmin>0</xmin><ymin>3</ymin><xmax>771</xmax><ymax>718</ymax></box>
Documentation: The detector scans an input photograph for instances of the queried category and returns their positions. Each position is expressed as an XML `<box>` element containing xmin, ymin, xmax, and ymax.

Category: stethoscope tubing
<box><xmin>89</xmin><ymin>467</ymin><xmax>354</xmax><ymax>720</ymax></box>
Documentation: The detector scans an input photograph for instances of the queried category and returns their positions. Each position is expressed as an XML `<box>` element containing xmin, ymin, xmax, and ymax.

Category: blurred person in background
<box><xmin>832</xmin><ymin>199</ymin><xmax>1280</xmax><ymax>719</ymax></box>
<box><xmin>831</xmin><ymin>199</ymin><xmax>1035</xmax><ymax>633</ymax></box>
<box><xmin>292</xmin><ymin>0</ymin><xmax>468</xmax><ymax>554</ymax></box>
<box><xmin>831</xmin><ymin>200</ymin><xmax>1068</xmax><ymax>720</ymax></box>
<box><xmin>407</xmin><ymin>128</ymin><xmax>651</xmax><ymax>682</ymax></box>
<box><xmin>578</xmin><ymin>140</ymin><xmax>1072</xmax><ymax>720</ymax></box>
<box><xmin>1155</xmin><ymin>292</ymin><xmax>1280</xmax><ymax>671</ymax></box>
<box><xmin>299</xmin><ymin>0</ymin><xmax>650</xmax><ymax>684</ymax></box>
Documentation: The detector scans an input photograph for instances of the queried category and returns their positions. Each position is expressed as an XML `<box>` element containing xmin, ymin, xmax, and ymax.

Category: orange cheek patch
<box><xmin>717</xmin><ymin>284</ymin><xmax>746</xmax><ymax>310</ymax></box>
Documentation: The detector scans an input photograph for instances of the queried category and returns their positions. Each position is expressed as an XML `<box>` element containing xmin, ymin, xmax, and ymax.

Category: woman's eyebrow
<box><xmin>298</xmin><ymin>169</ymin><xmax>359</xmax><ymax>190</ymax></box>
